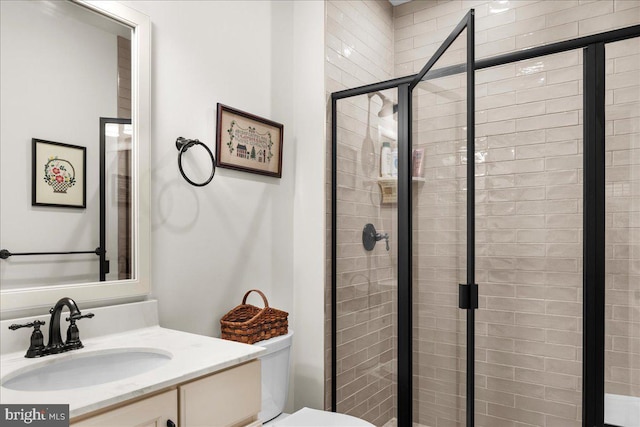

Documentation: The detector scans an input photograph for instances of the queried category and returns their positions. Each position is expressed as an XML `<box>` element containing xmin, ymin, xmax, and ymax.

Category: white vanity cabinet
<box><xmin>179</xmin><ymin>359</ymin><xmax>261</xmax><ymax>427</ymax></box>
<box><xmin>72</xmin><ymin>360</ymin><xmax>261</xmax><ymax>427</ymax></box>
<box><xmin>1</xmin><ymin>311</ymin><xmax>266</xmax><ymax>427</ymax></box>
<box><xmin>72</xmin><ymin>390</ymin><xmax>178</xmax><ymax>427</ymax></box>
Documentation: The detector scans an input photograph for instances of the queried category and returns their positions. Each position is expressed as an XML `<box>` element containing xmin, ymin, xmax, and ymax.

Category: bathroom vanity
<box><xmin>0</xmin><ymin>301</ymin><xmax>265</xmax><ymax>427</ymax></box>
<box><xmin>72</xmin><ymin>359</ymin><xmax>261</xmax><ymax>426</ymax></box>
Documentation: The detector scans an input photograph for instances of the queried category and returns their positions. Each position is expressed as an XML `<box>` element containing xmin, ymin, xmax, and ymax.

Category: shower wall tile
<box><xmin>117</xmin><ymin>37</ymin><xmax>131</xmax><ymax>119</ymax></box>
<box><xmin>580</xmin><ymin>8</ymin><xmax>640</xmax><ymax>34</ymax></box>
<box><xmin>393</xmin><ymin>0</ymin><xmax>630</xmax><ymax>424</ymax></box>
<box><xmin>515</xmin><ymin>1</ymin><xmax>577</xmax><ymax>21</ymax></box>
<box><xmin>515</xmin><ymin>395</ymin><xmax>577</xmax><ymax>420</ymax></box>
<box><xmin>605</xmin><ymin>36</ymin><xmax>640</xmax><ymax>400</ymax></box>
<box><xmin>326</xmin><ymin>1</ymin><xmax>397</xmax><ymax>425</ymax></box>
<box><xmin>515</xmin><ymin>22</ymin><xmax>579</xmax><ymax>50</ymax></box>
<box><xmin>326</xmin><ymin>1</ymin><xmax>638</xmax><ymax>425</ymax></box>
<box><xmin>394</xmin><ymin>0</ymin><xmax>639</xmax><ymax>73</ymax></box>
<box><xmin>485</xmin><ymin>16</ymin><xmax>545</xmax><ymax>43</ymax></box>
<box><xmin>517</xmin><ymin>82</ymin><xmax>581</xmax><ymax>104</ymax></box>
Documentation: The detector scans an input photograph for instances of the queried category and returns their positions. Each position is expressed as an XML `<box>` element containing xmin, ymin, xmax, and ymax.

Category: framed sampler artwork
<box><xmin>216</xmin><ymin>104</ymin><xmax>283</xmax><ymax>178</ymax></box>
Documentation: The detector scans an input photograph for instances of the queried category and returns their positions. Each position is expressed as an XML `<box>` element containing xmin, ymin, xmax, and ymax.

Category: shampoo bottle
<box><xmin>380</xmin><ymin>141</ymin><xmax>391</xmax><ymax>177</ymax></box>
<box><xmin>412</xmin><ymin>148</ymin><xmax>425</xmax><ymax>178</ymax></box>
<box><xmin>391</xmin><ymin>145</ymin><xmax>398</xmax><ymax>178</ymax></box>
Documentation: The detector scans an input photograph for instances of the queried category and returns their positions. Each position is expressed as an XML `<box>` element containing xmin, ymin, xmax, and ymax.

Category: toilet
<box><xmin>255</xmin><ymin>330</ymin><xmax>374</xmax><ymax>427</ymax></box>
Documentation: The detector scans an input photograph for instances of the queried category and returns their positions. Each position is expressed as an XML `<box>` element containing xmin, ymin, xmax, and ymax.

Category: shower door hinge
<box><xmin>459</xmin><ymin>283</ymin><xmax>478</xmax><ymax>310</ymax></box>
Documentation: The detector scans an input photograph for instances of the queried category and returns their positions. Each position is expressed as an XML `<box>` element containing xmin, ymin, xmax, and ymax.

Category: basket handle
<box><xmin>242</xmin><ymin>289</ymin><xmax>269</xmax><ymax>308</ymax></box>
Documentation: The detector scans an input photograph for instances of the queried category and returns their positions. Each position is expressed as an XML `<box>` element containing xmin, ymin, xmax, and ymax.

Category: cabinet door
<box><xmin>180</xmin><ymin>360</ymin><xmax>261</xmax><ymax>427</ymax></box>
<box><xmin>72</xmin><ymin>389</ymin><xmax>178</xmax><ymax>427</ymax></box>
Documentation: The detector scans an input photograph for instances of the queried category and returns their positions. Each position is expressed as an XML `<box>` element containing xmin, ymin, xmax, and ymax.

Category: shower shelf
<box><xmin>376</xmin><ymin>177</ymin><xmax>425</xmax><ymax>204</ymax></box>
<box><xmin>376</xmin><ymin>177</ymin><xmax>426</xmax><ymax>182</ymax></box>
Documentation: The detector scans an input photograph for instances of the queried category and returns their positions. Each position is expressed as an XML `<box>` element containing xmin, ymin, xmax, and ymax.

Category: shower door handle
<box><xmin>458</xmin><ymin>283</ymin><xmax>478</xmax><ymax>309</ymax></box>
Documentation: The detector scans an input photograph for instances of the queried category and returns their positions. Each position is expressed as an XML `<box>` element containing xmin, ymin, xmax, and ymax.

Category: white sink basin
<box><xmin>1</xmin><ymin>348</ymin><xmax>172</xmax><ymax>391</ymax></box>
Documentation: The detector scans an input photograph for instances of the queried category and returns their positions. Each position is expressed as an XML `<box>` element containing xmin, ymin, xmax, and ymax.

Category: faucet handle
<box><xmin>66</xmin><ymin>312</ymin><xmax>95</xmax><ymax>322</ymax></box>
<box><xmin>375</xmin><ymin>232</ymin><xmax>390</xmax><ymax>251</ymax></box>
<box><xmin>8</xmin><ymin>320</ymin><xmax>45</xmax><ymax>331</ymax></box>
<box><xmin>64</xmin><ymin>312</ymin><xmax>93</xmax><ymax>350</ymax></box>
<box><xmin>8</xmin><ymin>320</ymin><xmax>46</xmax><ymax>358</ymax></box>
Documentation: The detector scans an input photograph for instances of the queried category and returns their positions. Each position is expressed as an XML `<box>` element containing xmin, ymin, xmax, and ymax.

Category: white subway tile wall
<box><xmin>332</xmin><ymin>84</ymin><xmax>399</xmax><ymax>426</ymax></box>
<box><xmin>605</xmin><ymin>37</ymin><xmax>640</xmax><ymax>401</ymax></box>
<box><xmin>325</xmin><ymin>1</ymin><xmax>398</xmax><ymax>425</ymax></box>
<box><xmin>477</xmin><ymin>50</ymin><xmax>584</xmax><ymax>427</ymax></box>
<box><xmin>411</xmin><ymin>35</ymin><xmax>469</xmax><ymax>427</ymax></box>
<box><xmin>326</xmin><ymin>1</ymin><xmax>639</xmax><ymax>426</ymax></box>
<box><xmin>117</xmin><ymin>36</ymin><xmax>131</xmax><ymax>119</ymax></box>
<box><xmin>393</xmin><ymin>1</ymin><xmax>638</xmax><ymax>426</ymax></box>
<box><xmin>394</xmin><ymin>0</ymin><xmax>640</xmax><ymax>77</ymax></box>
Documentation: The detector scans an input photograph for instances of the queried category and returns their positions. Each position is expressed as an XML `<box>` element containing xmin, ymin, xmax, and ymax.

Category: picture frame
<box><xmin>32</xmin><ymin>138</ymin><xmax>86</xmax><ymax>208</ymax></box>
<box><xmin>216</xmin><ymin>103</ymin><xmax>284</xmax><ymax>178</ymax></box>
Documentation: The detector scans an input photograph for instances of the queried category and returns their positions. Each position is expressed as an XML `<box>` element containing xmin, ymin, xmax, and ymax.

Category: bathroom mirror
<box><xmin>0</xmin><ymin>0</ymin><xmax>150</xmax><ymax>314</ymax></box>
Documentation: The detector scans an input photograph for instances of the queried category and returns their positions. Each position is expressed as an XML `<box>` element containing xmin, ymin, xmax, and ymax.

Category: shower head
<box><xmin>368</xmin><ymin>92</ymin><xmax>397</xmax><ymax>118</ymax></box>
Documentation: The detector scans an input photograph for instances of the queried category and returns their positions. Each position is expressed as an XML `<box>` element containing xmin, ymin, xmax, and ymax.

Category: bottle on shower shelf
<box><xmin>413</xmin><ymin>148</ymin><xmax>425</xmax><ymax>178</ymax></box>
<box><xmin>390</xmin><ymin>144</ymin><xmax>398</xmax><ymax>178</ymax></box>
<box><xmin>380</xmin><ymin>141</ymin><xmax>391</xmax><ymax>178</ymax></box>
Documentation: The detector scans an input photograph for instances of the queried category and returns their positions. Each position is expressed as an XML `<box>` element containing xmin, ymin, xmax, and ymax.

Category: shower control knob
<box><xmin>362</xmin><ymin>223</ymin><xmax>390</xmax><ymax>251</ymax></box>
<box><xmin>363</xmin><ymin>223</ymin><xmax>377</xmax><ymax>251</ymax></box>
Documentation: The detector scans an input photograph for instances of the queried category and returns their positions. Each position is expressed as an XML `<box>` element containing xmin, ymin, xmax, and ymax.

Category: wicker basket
<box><xmin>220</xmin><ymin>289</ymin><xmax>288</xmax><ymax>344</ymax></box>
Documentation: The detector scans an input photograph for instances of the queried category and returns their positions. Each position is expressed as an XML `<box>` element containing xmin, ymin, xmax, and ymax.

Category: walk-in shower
<box><xmin>330</xmin><ymin>6</ymin><xmax>639</xmax><ymax>427</ymax></box>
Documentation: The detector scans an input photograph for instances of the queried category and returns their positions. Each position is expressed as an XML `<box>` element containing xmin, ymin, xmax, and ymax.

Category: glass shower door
<box><xmin>409</xmin><ymin>10</ymin><xmax>475</xmax><ymax>427</ymax></box>
<box><xmin>475</xmin><ymin>48</ymin><xmax>585</xmax><ymax>426</ymax></box>
<box><xmin>604</xmin><ymin>36</ymin><xmax>640</xmax><ymax>427</ymax></box>
<box><xmin>333</xmin><ymin>88</ymin><xmax>399</xmax><ymax>426</ymax></box>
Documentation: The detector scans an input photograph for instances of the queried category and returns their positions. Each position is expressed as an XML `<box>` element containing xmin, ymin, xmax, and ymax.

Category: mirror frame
<box><xmin>0</xmin><ymin>0</ymin><xmax>150</xmax><ymax>314</ymax></box>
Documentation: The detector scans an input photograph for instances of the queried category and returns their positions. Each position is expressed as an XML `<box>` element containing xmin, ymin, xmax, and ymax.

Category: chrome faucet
<box><xmin>9</xmin><ymin>297</ymin><xmax>94</xmax><ymax>358</ymax></box>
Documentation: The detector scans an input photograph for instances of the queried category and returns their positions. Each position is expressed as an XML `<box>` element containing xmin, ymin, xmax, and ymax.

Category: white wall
<box><xmin>291</xmin><ymin>0</ymin><xmax>327</xmax><ymax>412</ymax></box>
<box><xmin>0</xmin><ymin>1</ymin><xmax>118</xmax><ymax>288</ymax></box>
<box><xmin>121</xmin><ymin>0</ymin><xmax>326</xmax><ymax>411</ymax></box>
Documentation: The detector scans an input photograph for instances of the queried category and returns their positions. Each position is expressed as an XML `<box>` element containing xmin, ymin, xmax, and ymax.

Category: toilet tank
<box><xmin>254</xmin><ymin>330</ymin><xmax>294</xmax><ymax>423</ymax></box>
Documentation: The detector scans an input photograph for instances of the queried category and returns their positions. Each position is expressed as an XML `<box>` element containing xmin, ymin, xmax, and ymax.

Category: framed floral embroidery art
<box><xmin>215</xmin><ymin>104</ymin><xmax>284</xmax><ymax>178</ymax></box>
<box><xmin>32</xmin><ymin>138</ymin><xmax>86</xmax><ymax>208</ymax></box>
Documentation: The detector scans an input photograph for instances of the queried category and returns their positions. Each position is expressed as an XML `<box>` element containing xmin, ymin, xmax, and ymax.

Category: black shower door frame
<box><xmin>331</xmin><ymin>19</ymin><xmax>640</xmax><ymax>427</ymax></box>
<box><xmin>404</xmin><ymin>9</ymin><xmax>476</xmax><ymax>427</ymax></box>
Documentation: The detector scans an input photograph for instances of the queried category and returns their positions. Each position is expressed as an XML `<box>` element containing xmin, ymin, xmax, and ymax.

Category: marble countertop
<box><xmin>0</xmin><ymin>325</ymin><xmax>265</xmax><ymax>418</ymax></box>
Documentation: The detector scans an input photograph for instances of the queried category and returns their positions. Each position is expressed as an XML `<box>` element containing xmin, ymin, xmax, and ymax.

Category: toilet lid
<box><xmin>272</xmin><ymin>407</ymin><xmax>375</xmax><ymax>427</ymax></box>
